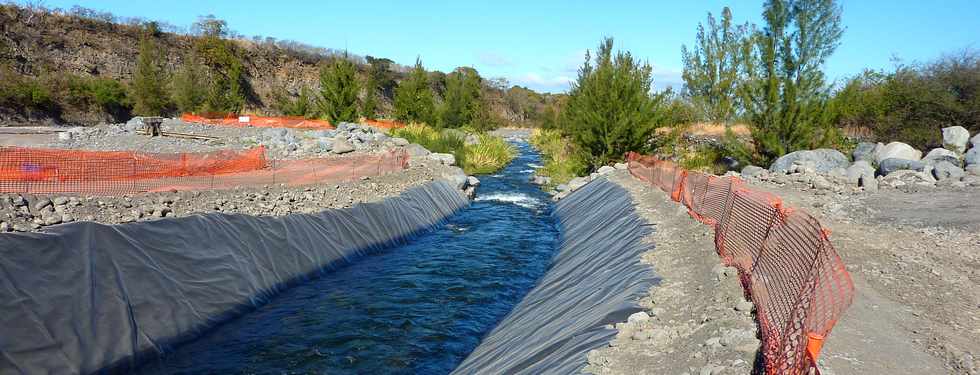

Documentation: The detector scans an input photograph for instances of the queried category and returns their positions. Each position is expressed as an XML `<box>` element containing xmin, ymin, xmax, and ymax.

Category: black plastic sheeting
<box><xmin>452</xmin><ymin>178</ymin><xmax>658</xmax><ymax>374</ymax></box>
<box><xmin>0</xmin><ymin>181</ymin><xmax>468</xmax><ymax>375</ymax></box>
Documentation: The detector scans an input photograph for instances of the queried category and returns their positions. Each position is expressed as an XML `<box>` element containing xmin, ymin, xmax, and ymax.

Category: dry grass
<box><xmin>656</xmin><ymin>122</ymin><xmax>751</xmax><ymax>138</ymax></box>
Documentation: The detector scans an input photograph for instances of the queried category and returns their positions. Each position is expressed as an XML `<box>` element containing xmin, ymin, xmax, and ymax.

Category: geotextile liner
<box><xmin>0</xmin><ymin>181</ymin><xmax>468</xmax><ymax>375</ymax></box>
<box><xmin>452</xmin><ymin>178</ymin><xmax>658</xmax><ymax>374</ymax></box>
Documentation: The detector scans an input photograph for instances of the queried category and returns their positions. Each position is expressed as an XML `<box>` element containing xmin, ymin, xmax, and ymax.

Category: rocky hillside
<box><xmin>0</xmin><ymin>4</ymin><xmax>548</xmax><ymax>126</ymax></box>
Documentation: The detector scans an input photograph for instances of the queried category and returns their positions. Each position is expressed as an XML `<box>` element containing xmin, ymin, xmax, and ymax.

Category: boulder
<box><xmin>614</xmin><ymin>162</ymin><xmax>628</xmax><ymax>170</ymax></box>
<box><xmin>466</xmin><ymin>176</ymin><xmax>480</xmax><ymax>187</ymax></box>
<box><xmin>965</xmin><ymin>164</ymin><xmax>980</xmax><ymax>176</ymax></box>
<box><xmin>846</xmin><ymin>160</ymin><xmax>875</xmax><ymax>185</ymax></box>
<box><xmin>932</xmin><ymin>161</ymin><xmax>965</xmax><ymax>181</ymax></box>
<box><xmin>429</xmin><ymin>153</ymin><xmax>456</xmax><ymax>166</ymax></box>
<box><xmin>569</xmin><ymin>176</ymin><xmax>590</xmax><ymax>191</ymax></box>
<box><xmin>966</xmin><ymin>148</ymin><xmax>979</xmax><ymax>166</ymax></box>
<box><xmin>741</xmin><ymin>165</ymin><xmax>766</xmax><ymax>178</ymax></box>
<box><xmin>875</xmin><ymin>142</ymin><xmax>921</xmax><ymax>163</ymax></box>
<box><xmin>597</xmin><ymin>165</ymin><xmax>616</xmax><ymax>175</ymax></box>
<box><xmin>769</xmin><ymin>149</ymin><xmax>849</xmax><ymax>174</ymax></box>
<box><xmin>878</xmin><ymin>158</ymin><xmax>926</xmax><ymax>176</ymax></box>
<box><xmin>441</xmin><ymin>167</ymin><xmax>468</xmax><ymax>190</ymax></box>
<box><xmin>530</xmin><ymin>175</ymin><xmax>551</xmax><ymax>186</ymax></box>
<box><xmin>331</xmin><ymin>138</ymin><xmax>355</xmax><ymax>154</ymax></box>
<box><xmin>860</xmin><ymin>174</ymin><xmax>878</xmax><ymax>192</ymax></box>
<box><xmin>555</xmin><ymin>184</ymin><xmax>570</xmax><ymax>192</ymax></box>
<box><xmin>971</xmin><ymin>133</ymin><xmax>980</xmax><ymax>149</ymax></box>
<box><xmin>405</xmin><ymin>144</ymin><xmax>431</xmax><ymax>158</ymax></box>
<box><xmin>942</xmin><ymin>126</ymin><xmax>970</xmax><ymax>153</ymax></box>
<box><xmin>852</xmin><ymin>142</ymin><xmax>879</xmax><ymax>164</ymax></box>
<box><xmin>923</xmin><ymin>148</ymin><xmax>961</xmax><ymax>166</ymax></box>
<box><xmin>391</xmin><ymin>137</ymin><xmax>410</xmax><ymax>147</ymax></box>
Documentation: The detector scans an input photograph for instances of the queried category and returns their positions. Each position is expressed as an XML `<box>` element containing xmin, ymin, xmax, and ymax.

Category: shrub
<box><xmin>131</xmin><ymin>23</ymin><xmax>170</xmax><ymax>116</ymax></box>
<box><xmin>0</xmin><ymin>67</ymin><xmax>54</xmax><ymax>111</ymax></box>
<box><xmin>318</xmin><ymin>55</ymin><xmax>361</xmax><ymax>123</ymax></box>
<box><xmin>530</xmin><ymin>128</ymin><xmax>589</xmax><ymax>188</ymax></box>
<box><xmin>391</xmin><ymin>123</ymin><xmax>514</xmax><ymax>174</ymax></box>
<box><xmin>394</xmin><ymin>58</ymin><xmax>436</xmax><ymax>125</ymax></box>
<box><xmin>463</xmin><ymin>134</ymin><xmax>516</xmax><ymax>174</ymax></box>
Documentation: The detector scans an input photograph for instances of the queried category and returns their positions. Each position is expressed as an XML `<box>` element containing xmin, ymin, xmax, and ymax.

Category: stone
<box><xmin>429</xmin><ymin>153</ymin><xmax>456</xmax><ymax>166</ymax></box>
<box><xmin>331</xmin><ymin>138</ymin><xmax>355</xmax><ymax>154</ymax></box>
<box><xmin>769</xmin><ymin>149</ymin><xmax>849</xmax><ymax>174</ymax></box>
<box><xmin>614</xmin><ymin>162</ymin><xmax>628</xmax><ymax>170</ymax></box>
<box><xmin>735</xmin><ymin>300</ymin><xmax>754</xmax><ymax>312</ymax></box>
<box><xmin>391</xmin><ymin>137</ymin><xmax>410</xmax><ymax>147</ymax></box>
<box><xmin>972</xmin><ymin>133</ymin><xmax>980</xmax><ymax>149</ymax></box>
<box><xmin>405</xmin><ymin>144</ymin><xmax>431</xmax><ymax>158</ymax></box>
<box><xmin>530</xmin><ymin>175</ymin><xmax>551</xmax><ymax>186</ymax></box>
<box><xmin>52</xmin><ymin>196</ymin><xmax>69</xmax><ymax>206</ymax></box>
<box><xmin>442</xmin><ymin>167</ymin><xmax>468</xmax><ymax>190</ymax></box>
<box><xmin>878</xmin><ymin>158</ymin><xmax>926</xmax><ymax>176</ymax></box>
<box><xmin>466</xmin><ymin>176</ymin><xmax>480</xmax><ymax>187</ymax></box>
<box><xmin>860</xmin><ymin>174</ymin><xmax>879</xmax><ymax>192</ymax></box>
<box><xmin>966</xmin><ymin>164</ymin><xmax>980</xmax><ymax>176</ymax></box>
<box><xmin>13</xmin><ymin>223</ymin><xmax>30</xmax><ymax>232</ymax></box>
<box><xmin>58</xmin><ymin>131</ymin><xmax>73</xmax><ymax>142</ymax></box>
<box><xmin>811</xmin><ymin>175</ymin><xmax>832</xmax><ymax>190</ymax></box>
<box><xmin>43</xmin><ymin>215</ymin><xmax>62</xmax><ymax>226</ymax></box>
<box><xmin>34</xmin><ymin>198</ymin><xmax>52</xmax><ymax>211</ymax></box>
<box><xmin>932</xmin><ymin>161</ymin><xmax>965</xmax><ymax>181</ymax></box>
<box><xmin>875</xmin><ymin>142</ymin><xmax>922</xmax><ymax>163</ymax></box>
<box><xmin>741</xmin><ymin>165</ymin><xmax>766</xmax><ymax>178</ymax></box>
<box><xmin>700</xmin><ymin>364</ymin><xmax>725</xmax><ymax>375</ymax></box>
<box><xmin>556</xmin><ymin>184</ymin><xmax>570</xmax><ymax>192</ymax></box>
<box><xmin>11</xmin><ymin>195</ymin><xmax>26</xmax><ymax>207</ymax></box>
<box><xmin>631</xmin><ymin>330</ymin><xmax>653</xmax><ymax>341</ymax></box>
<box><xmin>627</xmin><ymin>311</ymin><xmax>651</xmax><ymax>323</ymax></box>
<box><xmin>942</xmin><ymin>126</ymin><xmax>970</xmax><ymax>153</ymax></box>
<box><xmin>846</xmin><ymin>160</ymin><xmax>875</xmax><ymax>184</ymax></box>
<box><xmin>923</xmin><ymin>148</ymin><xmax>961</xmax><ymax>166</ymax></box>
<box><xmin>852</xmin><ymin>142</ymin><xmax>879</xmax><ymax>164</ymax></box>
<box><xmin>966</xmin><ymin>148</ymin><xmax>979</xmax><ymax>166</ymax></box>
<box><xmin>569</xmin><ymin>176</ymin><xmax>590</xmax><ymax>191</ymax></box>
<box><xmin>0</xmin><ymin>221</ymin><xmax>8</xmax><ymax>232</ymax></box>
<box><xmin>597</xmin><ymin>165</ymin><xmax>615</xmax><ymax>175</ymax></box>
<box><xmin>552</xmin><ymin>191</ymin><xmax>569</xmax><ymax>201</ymax></box>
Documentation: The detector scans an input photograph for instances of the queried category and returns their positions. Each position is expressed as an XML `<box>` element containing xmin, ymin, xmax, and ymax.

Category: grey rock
<box><xmin>811</xmin><ymin>175</ymin><xmax>832</xmax><ymax>190</ymax></box>
<box><xmin>966</xmin><ymin>147</ymin><xmax>979</xmax><ymax>166</ymax></box>
<box><xmin>971</xmin><ymin>133</ymin><xmax>980</xmax><ymax>148</ymax></box>
<box><xmin>0</xmin><ymin>221</ymin><xmax>8</xmax><ymax>232</ymax></box>
<box><xmin>331</xmin><ymin>138</ymin><xmax>355</xmax><ymax>154</ymax></box>
<box><xmin>391</xmin><ymin>137</ymin><xmax>410</xmax><ymax>147</ymax></box>
<box><xmin>552</xmin><ymin>191</ymin><xmax>570</xmax><ymax>201</ymax></box>
<box><xmin>53</xmin><ymin>196</ymin><xmax>69</xmax><ymax>206</ymax></box>
<box><xmin>597</xmin><ymin>165</ymin><xmax>616</xmax><ymax>175</ymax></box>
<box><xmin>429</xmin><ymin>153</ymin><xmax>456</xmax><ymax>166</ymax></box>
<box><xmin>852</xmin><ymin>142</ymin><xmax>879</xmax><ymax>164</ymax></box>
<box><xmin>966</xmin><ymin>164</ymin><xmax>980</xmax><ymax>176</ymax></box>
<box><xmin>442</xmin><ymin>167</ymin><xmax>468</xmax><ymax>190</ymax></box>
<box><xmin>735</xmin><ymin>300</ymin><xmax>754</xmax><ymax>312</ymax></box>
<box><xmin>942</xmin><ymin>126</ymin><xmax>970</xmax><ymax>153</ymax></box>
<box><xmin>860</xmin><ymin>174</ymin><xmax>879</xmax><ymax>192</ymax></box>
<box><xmin>34</xmin><ymin>198</ymin><xmax>52</xmax><ymax>211</ymax></box>
<box><xmin>878</xmin><ymin>158</ymin><xmax>926</xmax><ymax>175</ymax></box>
<box><xmin>58</xmin><ymin>131</ymin><xmax>73</xmax><ymax>142</ymax></box>
<box><xmin>627</xmin><ymin>311</ymin><xmax>650</xmax><ymax>323</ymax></box>
<box><xmin>846</xmin><ymin>160</ymin><xmax>875</xmax><ymax>185</ymax></box>
<box><xmin>875</xmin><ymin>142</ymin><xmax>922</xmax><ymax>163</ymax></box>
<box><xmin>741</xmin><ymin>165</ymin><xmax>766</xmax><ymax>178</ymax></box>
<box><xmin>43</xmin><ymin>215</ymin><xmax>62</xmax><ymax>226</ymax></box>
<box><xmin>466</xmin><ymin>176</ymin><xmax>480</xmax><ymax>187</ymax></box>
<box><xmin>530</xmin><ymin>175</ymin><xmax>551</xmax><ymax>186</ymax></box>
<box><xmin>614</xmin><ymin>162</ymin><xmax>628</xmax><ymax>170</ymax></box>
<box><xmin>11</xmin><ymin>195</ymin><xmax>26</xmax><ymax>207</ymax></box>
<box><xmin>700</xmin><ymin>365</ymin><xmax>724</xmax><ymax>375</ymax></box>
<box><xmin>769</xmin><ymin>149</ymin><xmax>849</xmax><ymax>174</ymax></box>
<box><xmin>932</xmin><ymin>161</ymin><xmax>966</xmax><ymax>181</ymax></box>
<box><xmin>569</xmin><ymin>176</ymin><xmax>590</xmax><ymax>191</ymax></box>
<box><xmin>556</xmin><ymin>184</ymin><xmax>570</xmax><ymax>193</ymax></box>
<box><xmin>923</xmin><ymin>148</ymin><xmax>961</xmax><ymax>166</ymax></box>
<box><xmin>405</xmin><ymin>144</ymin><xmax>431</xmax><ymax>158</ymax></box>
<box><xmin>13</xmin><ymin>223</ymin><xmax>30</xmax><ymax>232</ymax></box>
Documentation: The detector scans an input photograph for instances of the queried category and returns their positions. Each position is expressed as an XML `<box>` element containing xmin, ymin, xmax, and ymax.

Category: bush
<box><xmin>530</xmin><ymin>129</ymin><xmax>589</xmax><ymax>188</ymax></box>
<box><xmin>318</xmin><ymin>55</ymin><xmax>360</xmax><ymax>123</ymax></box>
<box><xmin>463</xmin><ymin>134</ymin><xmax>516</xmax><ymax>174</ymax></box>
<box><xmin>0</xmin><ymin>67</ymin><xmax>54</xmax><ymax>111</ymax></box>
<box><xmin>394</xmin><ymin>58</ymin><xmax>436</xmax><ymax>125</ymax></box>
<box><xmin>391</xmin><ymin>123</ymin><xmax>514</xmax><ymax>174</ymax></box>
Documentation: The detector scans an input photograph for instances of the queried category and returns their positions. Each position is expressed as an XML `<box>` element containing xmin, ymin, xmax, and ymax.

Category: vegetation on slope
<box><xmin>390</xmin><ymin>123</ymin><xmax>515</xmax><ymax>175</ymax></box>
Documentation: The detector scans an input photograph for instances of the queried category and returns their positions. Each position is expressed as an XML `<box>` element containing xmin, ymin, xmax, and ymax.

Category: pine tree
<box><xmin>131</xmin><ymin>22</ymin><xmax>170</xmax><ymax>116</ymax></box>
<box><xmin>318</xmin><ymin>55</ymin><xmax>361</xmax><ymax>123</ymax></box>
<box><xmin>438</xmin><ymin>67</ymin><xmax>487</xmax><ymax>129</ymax></box>
<box><xmin>681</xmin><ymin>7</ymin><xmax>751</xmax><ymax>123</ymax></box>
<box><xmin>171</xmin><ymin>53</ymin><xmax>206</xmax><ymax>113</ymax></box>
<box><xmin>561</xmin><ymin>38</ymin><xmax>665</xmax><ymax>169</ymax></box>
<box><xmin>192</xmin><ymin>15</ymin><xmax>246</xmax><ymax>113</ymax></box>
<box><xmin>361</xmin><ymin>74</ymin><xmax>379</xmax><ymax>120</ymax></box>
<box><xmin>740</xmin><ymin>0</ymin><xmax>844</xmax><ymax>163</ymax></box>
<box><xmin>393</xmin><ymin>57</ymin><xmax>435</xmax><ymax>124</ymax></box>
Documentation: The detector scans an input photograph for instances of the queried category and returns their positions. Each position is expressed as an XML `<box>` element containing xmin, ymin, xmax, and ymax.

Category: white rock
<box><xmin>942</xmin><ymin>126</ymin><xmax>970</xmax><ymax>153</ymax></box>
<box><xmin>614</xmin><ymin>162</ymin><xmax>628</xmax><ymax>170</ymax></box>
<box><xmin>971</xmin><ymin>133</ymin><xmax>980</xmax><ymax>149</ymax></box>
<box><xmin>923</xmin><ymin>148</ymin><xmax>961</xmax><ymax>165</ymax></box>
<box><xmin>466</xmin><ymin>176</ymin><xmax>480</xmax><ymax>187</ymax></box>
<box><xmin>429</xmin><ymin>153</ymin><xmax>456</xmax><ymax>166</ymax></box>
<box><xmin>875</xmin><ymin>142</ymin><xmax>922</xmax><ymax>163</ymax></box>
<box><xmin>569</xmin><ymin>176</ymin><xmax>590</xmax><ymax>191</ymax></box>
<box><xmin>627</xmin><ymin>311</ymin><xmax>650</xmax><ymax>323</ymax></box>
<box><xmin>597</xmin><ymin>165</ymin><xmax>616</xmax><ymax>175</ymax></box>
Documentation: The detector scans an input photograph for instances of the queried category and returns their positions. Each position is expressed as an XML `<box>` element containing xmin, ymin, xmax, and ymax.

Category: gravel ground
<box><xmin>584</xmin><ymin>170</ymin><xmax>979</xmax><ymax>374</ymax></box>
<box><xmin>0</xmin><ymin>161</ymin><xmax>466</xmax><ymax>233</ymax></box>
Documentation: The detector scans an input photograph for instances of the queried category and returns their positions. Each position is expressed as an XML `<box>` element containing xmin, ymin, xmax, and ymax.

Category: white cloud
<box><xmin>477</xmin><ymin>52</ymin><xmax>515</xmax><ymax>67</ymax></box>
<box><xmin>512</xmin><ymin>73</ymin><xmax>574</xmax><ymax>93</ymax></box>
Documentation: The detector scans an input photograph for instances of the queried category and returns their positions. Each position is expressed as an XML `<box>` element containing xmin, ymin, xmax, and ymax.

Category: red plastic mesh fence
<box><xmin>0</xmin><ymin>146</ymin><xmax>408</xmax><ymax>195</ymax></box>
<box><xmin>626</xmin><ymin>152</ymin><xmax>854</xmax><ymax>375</ymax></box>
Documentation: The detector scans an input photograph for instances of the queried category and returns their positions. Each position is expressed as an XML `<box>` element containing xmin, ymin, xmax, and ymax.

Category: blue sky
<box><xmin>33</xmin><ymin>0</ymin><xmax>980</xmax><ymax>93</ymax></box>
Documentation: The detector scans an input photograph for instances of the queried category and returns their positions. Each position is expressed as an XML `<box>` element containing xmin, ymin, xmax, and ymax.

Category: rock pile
<box><xmin>742</xmin><ymin>126</ymin><xmax>980</xmax><ymax>193</ymax></box>
<box><xmin>243</xmin><ymin>122</ymin><xmax>408</xmax><ymax>158</ymax></box>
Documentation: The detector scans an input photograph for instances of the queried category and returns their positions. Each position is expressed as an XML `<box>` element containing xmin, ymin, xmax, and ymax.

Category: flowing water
<box><xmin>136</xmin><ymin>141</ymin><xmax>559</xmax><ymax>374</ymax></box>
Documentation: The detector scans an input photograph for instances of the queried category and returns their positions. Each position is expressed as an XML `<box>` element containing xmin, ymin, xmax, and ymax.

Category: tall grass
<box><xmin>529</xmin><ymin>129</ymin><xmax>588</xmax><ymax>188</ymax></box>
<box><xmin>391</xmin><ymin>123</ymin><xmax>515</xmax><ymax>175</ymax></box>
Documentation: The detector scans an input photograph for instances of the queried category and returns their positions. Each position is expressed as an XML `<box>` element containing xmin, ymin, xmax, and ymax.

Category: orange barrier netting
<box><xmin>363</xmin><ymin>119</ymin><xmax>407</xmax><ymax>130</ymax></box>
<box><xmin>626</xmin><ymin>152</ymin><xmax>854</xmax><ymax>375</ymax></box>
<box><xmin>181</xmin><ymin>113</ymin><xmax>335</xmax><ymax>130</ymax></box>
<box><xmin>0</xmin><ymin>146</ymin><xmax>408</xmax><ymax>195</ymax></box>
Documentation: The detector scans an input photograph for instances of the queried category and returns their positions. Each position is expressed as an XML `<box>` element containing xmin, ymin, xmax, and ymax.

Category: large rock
<box><xmin>942</xmin><ymin>126</ymin><xmax>970</xmax><ymax>153</ymax></box>
<box><xmin>568</xmin><ymin>176</ymin><xmax>590</xmax><ymax>191</ymax></box>
<box><xmin>966</xmin><ymin>148</ymin><xmax>979</xmax><ymax>166</ymax></box>
<box><xmin>429</xmin><ymin>153</ymin><xmax>456</xmax><ymax>166</ymax></box>
<box><xmin>932</xmin><ymin>161</ymin><xmax>965</xmax><ymax>181</ymax></box>
<box><xmin>875</xmin><ymin>142</ymin><xmax>921</xmax><ymax>163</ymax></box>
<box><xmin>405</xmin><ymin>144</ymin><xmax>431</xmax><ymax>158</ymax></box>
<box><xmin>846</xmin><ymin>160</ymin><xmax>875</xmax><ymax>185</ymax></box>
<box><xmin>391</xmin><ymin>137</ymin><xmax>410</xmax><ymax>147</ymax></box>
<box><xmin>331</xmin><ymin>138</ymin><xmax>355</xmax><ymax>154</ymax></box>
<box><xmin>878</xmin><ymin>158</ymin><xmax>926</xmax><ymax>176</ymax></box>
<box><xmin>966</xmin><ymin>164</ymin><xmax>980</xmax><ymax>176</ymax></box>
<box><xmin>741</xmin><ymin>165</ymin><xmax>766</xmax><ymax>178</ymax></box>
<box><xmin>769</xmin><ymin>149</ymin><xmax>849</xmax><ymax>174</ymax></box>
<box><xmin>852</xmin><ymin>142</ymin><xmax>879</xmax><ymax>164</ymax></box>
<box><xmin>597</xmin><ymin>165</ymin><xmax>616</xmax><ymax>175</ymax></box>
<box><xmin>441</xmin><ymin>167</ymin><xmax>468</xmax><ymax>190</ymax></box>
<box><xmin>971</xmin><ymin>133</ymin><xmax>980</xmax><ymax>149</ymax></box>
<box><xmin>922</xmin><ymin>148</ymin><xmax>961</xmax><ymax>166</ymax></box>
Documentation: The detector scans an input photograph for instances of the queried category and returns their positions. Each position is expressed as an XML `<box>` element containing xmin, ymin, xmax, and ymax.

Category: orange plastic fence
<box><xmin>363</xmin><ymin>119</ymin><xmax>407</xmax><ymax>130</ymax></box>
<box><xmin>0</xmin><ymin>146</ymin><xmax>408</xmax><ymax>195</ymax></box>
<box><xmin>181</xmin><ymin>113</ymin><xmax>335</xmax><ymax>130</ymax></box>
<box><xmin>626</xmin><ymin>152</ymin><xmax>854</xmax><ymax>375</ymax></box>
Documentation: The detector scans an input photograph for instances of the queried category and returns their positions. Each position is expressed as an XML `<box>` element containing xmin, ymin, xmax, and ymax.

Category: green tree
<box><xmin>171</xmin><ymin>53</ymin><xmax>206</xmax><ymax>113</ymax></box>
<box><xmin>365</xmin><ymin>56</ymin><xmax>397</xmax><ymax>99</ymax></box>
<box><xmin>561</xmin><ymin>38</ymin><xmax>665</xmax><ymax>169</ymax></box>
<box><xmin>193</xmin><ymin>15</ymin><xmax>246</xmax><ymax>113</ymax></box>
<box><xmin>273</xmin><ymin>85</ymin><xmax>314</xmax><ymax>117</ymax></box>
<box><xmin>394</xmin><ymin>57</ymin><xmax>435</xmax><ymax>124</ymax></box>
<box><xmin>740</xmin><ymin>0</ymin><xmax>844</xmax><ymax>163</ymax></box>
<box><xmin>131</xmin><ymin>22</ymin><xmax>170</xmax><ymax>116</ymax></box>
<box><xmin>361</xmin><ymin>74</ymin><xmax>379</xmax><ymax>120</ymax></box>
<box><xmin>681</xmin><ymin>7</ymin><xmax>750</xmax><ymax>123</ymax></box>
<box><xmin>318</xmin><ymin>55</ymin><xmax>361</xmax><ymax>123</ymax></box>
<box><xmin>438</xmin><ymin>67</ymin><xmax>488</xmax><ymax>129</ymax></box>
